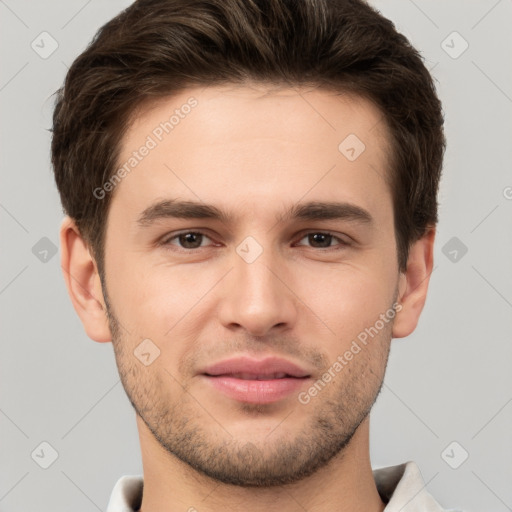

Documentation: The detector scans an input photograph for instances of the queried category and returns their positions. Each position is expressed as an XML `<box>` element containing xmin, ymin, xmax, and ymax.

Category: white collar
<box><xmin>373</xmin><ymin>461</ymin><xmax>448</xmax><ymax>511</ymax></box>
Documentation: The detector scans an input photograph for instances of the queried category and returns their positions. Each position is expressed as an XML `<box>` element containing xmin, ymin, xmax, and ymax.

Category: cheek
<box><xmin>107</xmin><ymin>241</ymin><xmax>398</xmax><ymax>351</ymax></box>
<box><xmin>300</xmin><ymin>261</ymin><xmax>397</xmax><ymax>347</ymax></box>
<box><xmin>110</xmin><ymin>263</ymin><xmax>217</xmax><ymax>339</ymax></box>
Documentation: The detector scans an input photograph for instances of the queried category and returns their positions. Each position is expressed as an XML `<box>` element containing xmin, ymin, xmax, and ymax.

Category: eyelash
<box><xmin>159</xmin><ymin>230</ymin><xmax>351</xmax><ymax>252</ymax></box>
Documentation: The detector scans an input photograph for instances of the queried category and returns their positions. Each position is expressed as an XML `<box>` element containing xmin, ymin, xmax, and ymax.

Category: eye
<box><xmin>159</xmin><ymin>230</ymin><xmax>351</xmax><ymax>253</ymax></box>
<box><xmin>161</xmin><ymin>231</ymin><xmax>214</xmax><ymax>250</ymax></box>
<box><xmin>294</xmin><ymin>231</ymin><xmax>350</xmax><ymax>249</ymax></box>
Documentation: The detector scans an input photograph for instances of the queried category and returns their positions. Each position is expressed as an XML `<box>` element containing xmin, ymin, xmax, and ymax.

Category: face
<box><xmin>102</xmin><ymin>84</ymin><xmax>401</xmax><ymax>486</ymax></box>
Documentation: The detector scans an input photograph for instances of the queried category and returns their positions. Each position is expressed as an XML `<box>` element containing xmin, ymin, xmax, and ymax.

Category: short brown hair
<box><xmin>52</xmin><ymin>0</ymin><xmax>445</xmax><ymax>273</ymax></box>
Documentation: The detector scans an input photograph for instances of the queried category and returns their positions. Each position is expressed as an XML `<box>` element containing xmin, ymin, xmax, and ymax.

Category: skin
<box><xmin>60</xmin><ymin>83</ymin><xmax>434</xmax><ymax>512</ymax></box>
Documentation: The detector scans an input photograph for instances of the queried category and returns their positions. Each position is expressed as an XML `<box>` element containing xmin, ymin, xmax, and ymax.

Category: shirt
<box><xmin>106</xmin><ymin>461</ymin><xmax>458</xmax><ymax>511</ymax></box>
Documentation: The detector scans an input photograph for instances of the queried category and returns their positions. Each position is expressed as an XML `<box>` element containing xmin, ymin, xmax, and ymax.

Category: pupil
<box><xmin>310</xmin><ymin>233</ymin><xmax>331</xmax><ymax>248</ymax></box>
<box><xmin>180</xmin><ymin>233</ymin><xmax>201</xmax><ymax>248</ymax></box>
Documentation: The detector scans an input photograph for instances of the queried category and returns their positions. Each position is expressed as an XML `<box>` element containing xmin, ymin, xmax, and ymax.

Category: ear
<box><xmin>59</xmin><ymin>216</ymin><xmax>112</xmax><ymax>343</ymax></box>
<box><xmin>392</xmin><ymin>227</ymin><xmax>435</xmax><ymax>338</ymax></box>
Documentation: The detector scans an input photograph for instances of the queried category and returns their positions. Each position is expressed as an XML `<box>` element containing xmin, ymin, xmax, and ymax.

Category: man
<box><xmin>52</xmin><ymin>0</ymin><xmax>454</xmax><ymax>510</ymax></box>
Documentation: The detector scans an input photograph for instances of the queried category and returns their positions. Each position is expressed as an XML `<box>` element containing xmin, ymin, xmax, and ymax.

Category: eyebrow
<box><xmin>136</xmin><ymin>199</ymin><xmax>373</xmax><ymax>227</ymax></box>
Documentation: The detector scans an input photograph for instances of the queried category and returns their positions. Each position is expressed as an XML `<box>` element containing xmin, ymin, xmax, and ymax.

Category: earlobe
<box><xmin>392</xmin><ymin>227</ymin><xmax>435</xmax><ymax>339</ymax></box>
<box><xmin>59</xmin><ymin>216</ymin><xmax>112</xmax><ymax>343</ymax></box>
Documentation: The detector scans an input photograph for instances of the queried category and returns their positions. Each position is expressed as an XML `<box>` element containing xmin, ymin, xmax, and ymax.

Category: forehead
<box><xmin>125</xmin><ymin>83</ymin><xmax>390</xmax><ymax>154</ymax></box>
<box><xmin>111</xmin><ymin>83</ymin><xmax>393</xmax><ymax>224</ymax></box>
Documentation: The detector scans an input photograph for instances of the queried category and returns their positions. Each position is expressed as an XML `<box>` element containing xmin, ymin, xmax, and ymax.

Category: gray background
<box><xmin>1</xmin><ymin>0</ymin><xmax>511</xmax><ymax>510</ymax></box>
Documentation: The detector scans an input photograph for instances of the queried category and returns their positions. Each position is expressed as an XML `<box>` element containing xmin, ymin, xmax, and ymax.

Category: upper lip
<box><xmin>201</xmin><ymin>355</ymin><xmax>311</xmax><ymax>378</ymax></box>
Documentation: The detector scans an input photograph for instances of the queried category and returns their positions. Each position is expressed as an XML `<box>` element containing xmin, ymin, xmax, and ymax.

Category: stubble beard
<box><xmin>103</xmin><ymin>285</ymin><xmax>392</xmax><ymax>487</ymax></box>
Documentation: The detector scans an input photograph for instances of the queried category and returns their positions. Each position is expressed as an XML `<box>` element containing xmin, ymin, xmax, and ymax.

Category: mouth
<box><xmin>200</xmin><ymin>355</ymin><xmax>312</xmax><ymax>404</ymax></box>
<box><xmin>204</xmin><ymin>372</ymin><xmax>307</xmax><ymax>380</ymax></box>
<box><xmin>201</xmin><ymin>373</ymin><xmax>311</xmax><ymax>404</ymax></box>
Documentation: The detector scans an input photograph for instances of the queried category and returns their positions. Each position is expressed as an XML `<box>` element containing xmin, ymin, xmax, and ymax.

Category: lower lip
<box><xmin>203</xmin><ymin>375</ymin><xmax>309</xmax><ymax>404</ymax></box>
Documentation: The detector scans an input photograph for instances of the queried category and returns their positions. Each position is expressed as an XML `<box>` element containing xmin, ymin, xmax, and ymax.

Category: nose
<box><xmin>217</xmin><ymin>244</ymin><xmax>298</xmax><ymax>337</ymax></box>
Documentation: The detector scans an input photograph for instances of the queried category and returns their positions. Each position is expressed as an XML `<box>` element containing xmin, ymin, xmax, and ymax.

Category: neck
<box><xmin>137</xmin><ymin>416</ymin><xmax>385</xmax><ymax>512</ymax></box>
